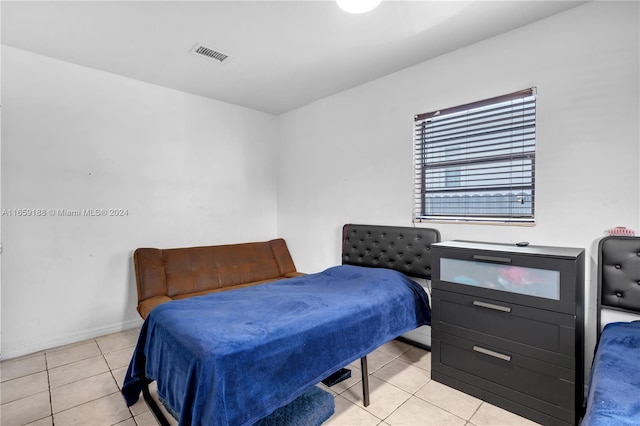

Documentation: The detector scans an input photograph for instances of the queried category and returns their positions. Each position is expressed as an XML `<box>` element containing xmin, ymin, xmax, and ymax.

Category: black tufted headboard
<box><xmin>341</xmin><ymin>224</ymin><xmax>441</xmax><ymax>279</ymax></box>
<box><xmin>597</xmin><ymin>236</ymin><xmax>640</xmax><ymax>334</ymax></box>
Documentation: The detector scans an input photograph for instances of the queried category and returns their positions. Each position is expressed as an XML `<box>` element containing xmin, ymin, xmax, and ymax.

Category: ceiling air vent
<box><xmin>190</xmin><ymin>43</ymin><xmax>229</xmax><ymax>63</ymax></box>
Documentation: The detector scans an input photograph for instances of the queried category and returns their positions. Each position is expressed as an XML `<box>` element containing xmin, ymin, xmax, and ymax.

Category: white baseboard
<box><xmin>1</xmin><ymin>318</ymin><xmax>144</xmax><ymax>361</ymax></box>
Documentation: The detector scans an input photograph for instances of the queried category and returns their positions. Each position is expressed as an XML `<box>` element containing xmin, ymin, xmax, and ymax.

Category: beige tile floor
<box><xmin>0</xmin><ymin>329</ymin><xmax>540</xmax><ymax>426</ymax></box>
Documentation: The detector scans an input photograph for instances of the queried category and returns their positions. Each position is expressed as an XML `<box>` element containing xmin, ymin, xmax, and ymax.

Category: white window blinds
<box><xmin>414</xmin><ymin>88</ymin><xmax>536</xmax><ymax>223</ymax></box>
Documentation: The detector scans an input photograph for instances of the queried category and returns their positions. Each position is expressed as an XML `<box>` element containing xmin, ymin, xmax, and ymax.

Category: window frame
<box><xmin>413</xmin><ymin>88</ymin><xmax>537</xmax><ymax>225</ymax></box>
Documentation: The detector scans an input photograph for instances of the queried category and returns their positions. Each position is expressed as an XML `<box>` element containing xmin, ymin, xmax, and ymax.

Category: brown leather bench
<box><xmin>133</xmin><ymin>239</ymin><xmax>303</xmax><ymax>319</ymax></box>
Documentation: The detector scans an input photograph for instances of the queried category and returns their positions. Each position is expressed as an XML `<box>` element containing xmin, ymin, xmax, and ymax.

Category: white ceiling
<box><xmin>2</xmin><ymin>1</ymin><xmax>586</xmax><ymax>115</ymax></box>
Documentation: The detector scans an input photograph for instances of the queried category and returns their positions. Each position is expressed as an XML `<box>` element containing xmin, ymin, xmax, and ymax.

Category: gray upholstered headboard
<box><xmin>341</xmin><ymin>224</ymin><xmax>441</xmax><ymax>279</ymax></box>
<box><xmin>597</xmin><ymin>236</ymin><xmax>640</xmax><ymax>334</ymax></box>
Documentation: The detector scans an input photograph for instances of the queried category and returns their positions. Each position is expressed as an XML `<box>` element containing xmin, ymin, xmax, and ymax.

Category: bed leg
<box><xmin>360</xmin><ymin>356</ymin><xmax>370</xmax><ymax>407</ymax></box>
<box><xmin>142</xmin><ymin>381</ymin><xmax>172</xmax><ymax>426</ymax></box>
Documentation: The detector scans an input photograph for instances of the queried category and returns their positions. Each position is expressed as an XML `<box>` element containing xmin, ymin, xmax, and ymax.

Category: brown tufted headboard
<box><xmin>597</xmin><ymin>236</ymin><xmax>640</xmax><ymax>336</ymax></box>
<box><xmin>341</xmin><ymin>224</ymin><xmax>441</xmax><ymax>279</ymax></box>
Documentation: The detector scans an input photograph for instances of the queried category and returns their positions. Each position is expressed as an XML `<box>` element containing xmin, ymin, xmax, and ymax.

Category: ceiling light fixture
<box><xmin>336</xmin><ymin>0</ymin><xmax>381</xmax><ymax>14</ymax></box>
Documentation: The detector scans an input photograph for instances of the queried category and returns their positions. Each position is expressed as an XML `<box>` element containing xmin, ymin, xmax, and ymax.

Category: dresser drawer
<box><xmin>432</xmin><ymin>289</ymin><xmax>575</xmax><ymax>365</ymax></box>
<box><xmin>433</xmin><ymin>333</ymin><xmax>575</xmax><ymax>414</ymax></box>
<box><xmin>433</xmin><ymin>241</ymin><xmax>582</xmax><ymax>315</ymax></box>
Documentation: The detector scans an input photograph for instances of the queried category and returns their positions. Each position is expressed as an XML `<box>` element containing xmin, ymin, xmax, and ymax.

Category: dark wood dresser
<box><xmin>431</xmin><ymin>240</ymin><xmax>584</xmax><ymax>426</ymax></box>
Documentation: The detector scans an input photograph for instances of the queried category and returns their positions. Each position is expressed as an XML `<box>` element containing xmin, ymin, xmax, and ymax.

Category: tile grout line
<box><xmin>468</xmin><ymin>401</ymin><xmax>484</xmax><ymax>425</ymax></box>
<box><xmin>99</xmin><ymin>337</ymin><xmax>141</xmax><ymax>425</ymax></box>
<box><xmin>48</xmin><ymin>338</ymin><xmax>118</xmax><ymax>424</ymax></box>
<box><xmin>106</xmin><ymin>348</ymin><xmax>139</xmax><ymax>423</ymax></box>
<box><xmin>45</xmin><ymin>349</ymin><xmax>55</xmax><ymax>426</ymax></box>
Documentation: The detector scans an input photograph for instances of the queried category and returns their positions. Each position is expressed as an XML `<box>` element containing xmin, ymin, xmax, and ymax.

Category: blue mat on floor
<box><xmin>254</xmin><ymin>386</ymin><xmax>335</xmax><ymax>426</ymax></box>
<box><xmin>161</xmin><ymin>385</ymin><xmax>335</xmax><ymax>426</ymax></box>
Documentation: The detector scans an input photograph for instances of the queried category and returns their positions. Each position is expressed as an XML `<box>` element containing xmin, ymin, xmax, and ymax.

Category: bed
<box><xmin>582</xmin><ymin>235</ymin><xmax>640</xmax><ymax>425</ymax></box>
<box><xmin>121</xmin><ymin>224</ymin><xmax>440</xmax><ymax>426</ymax></box>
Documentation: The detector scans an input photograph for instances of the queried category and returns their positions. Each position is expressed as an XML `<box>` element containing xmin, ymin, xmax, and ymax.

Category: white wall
<box><xmin>277</xmin><ymin>1</ymin><xmax>639</xmax><ymax>374</ymax></box>
<box><xmin>1</xmin><ymin>46</ymin><xmax>279</xmax><ymax>358</ymax></box>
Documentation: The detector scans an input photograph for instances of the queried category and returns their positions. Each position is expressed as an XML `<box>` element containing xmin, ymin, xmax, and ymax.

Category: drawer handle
<box><xmin>473</xmin><ymin>346</ymin><xmax>512</xmax><ymax>362</ymax></box>
<box><xmin>473</xmin><ymin>300</ymin><xmax>512</xmax><ymax>313</ymax></box>
<box><xmin>473</xmin><ymin>254</ymin><xmax>512</xmax><ymax>264</ymax></box>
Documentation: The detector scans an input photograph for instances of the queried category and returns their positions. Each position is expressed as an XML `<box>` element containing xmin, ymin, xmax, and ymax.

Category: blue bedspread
<box><xmin>582</xmin><ymin>321</ymin><xmax>640</xmax><ymax>425</ymax></box>
<box><xmin>121</xmin><ymin>265</ymin><xmax>430</xmax><ymax>426</ymax></box>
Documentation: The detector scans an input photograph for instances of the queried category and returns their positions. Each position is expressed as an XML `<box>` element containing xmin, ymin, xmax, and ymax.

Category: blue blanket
<box><xmin>582</xmin><ymin>321</ymin><xmax>640</xmax><ymax>425</ymax></box>
<box><xmin>121</xmin><ymin>265</ymin><xmax>430</xmax><ymax>426</ymax></box>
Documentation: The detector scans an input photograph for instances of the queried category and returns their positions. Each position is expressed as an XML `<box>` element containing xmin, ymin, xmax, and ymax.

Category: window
<box><xmin>413</xmin><ymin>88</ymin><xmax>536</xmax><ymax>224</ymax></box>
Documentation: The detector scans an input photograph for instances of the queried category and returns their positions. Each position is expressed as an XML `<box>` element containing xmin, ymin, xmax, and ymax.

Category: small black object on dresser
<box><xmin>431</xmin><ymin>240</ymin><xmax>585</xmax><ymax>426</ymax></box>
